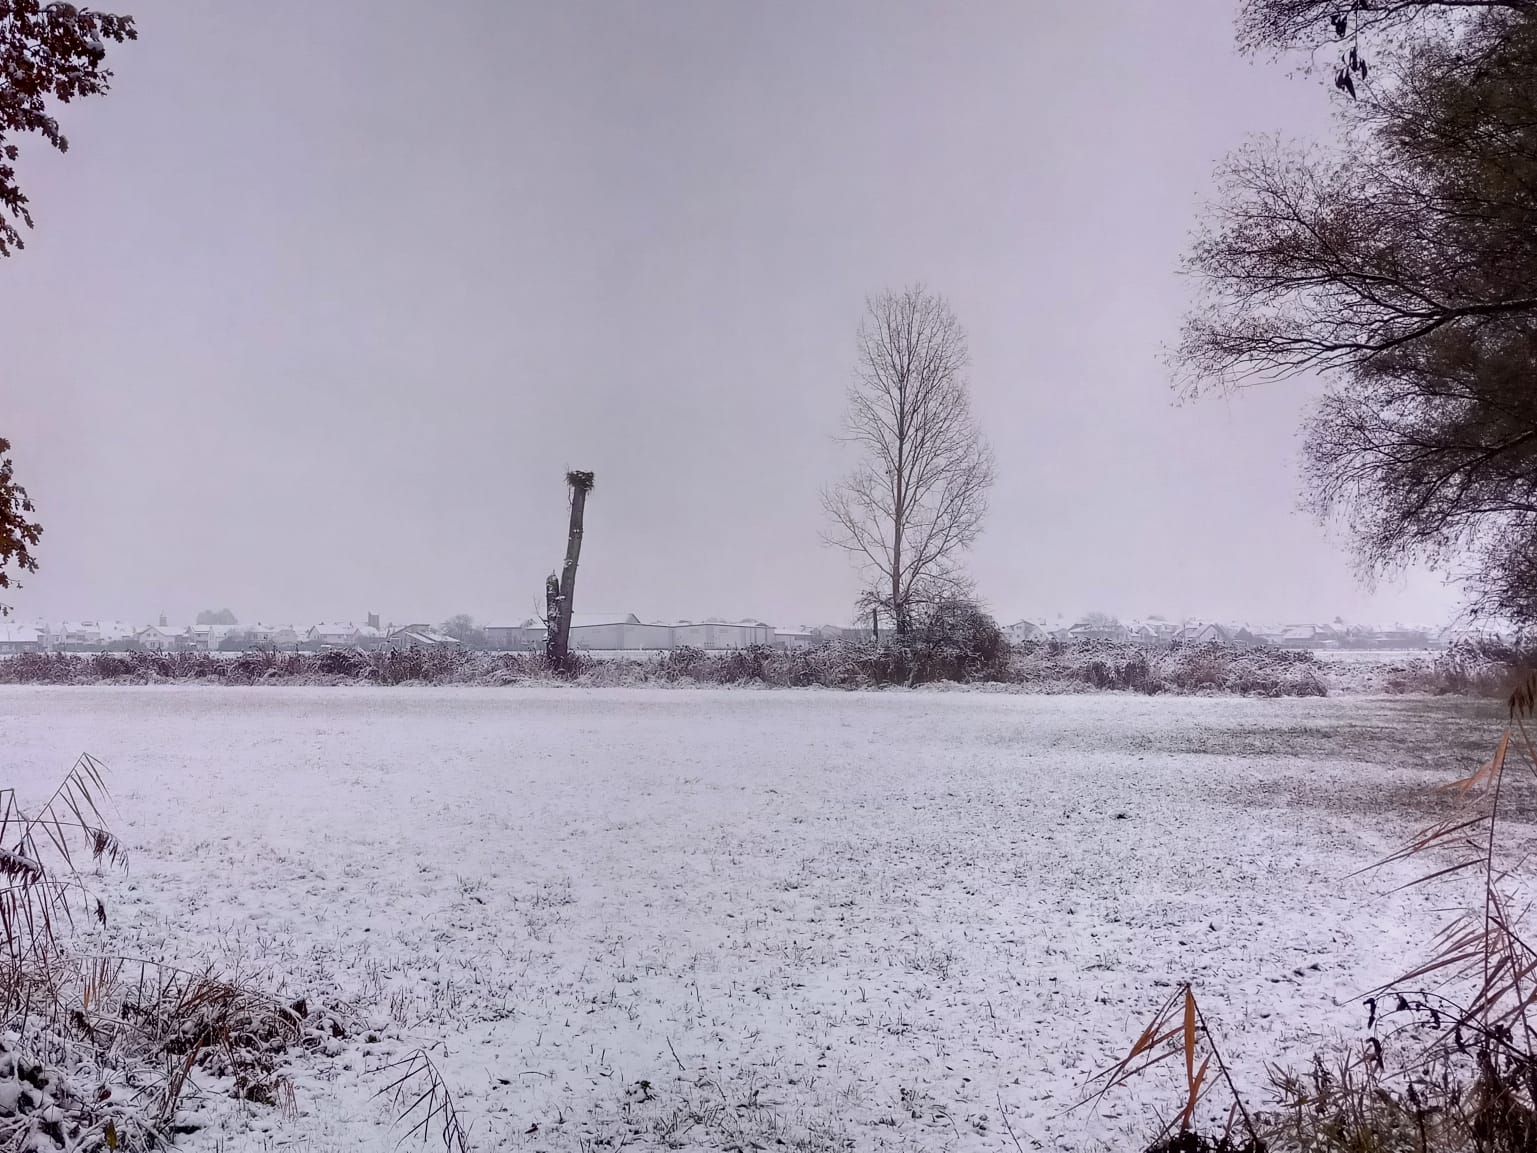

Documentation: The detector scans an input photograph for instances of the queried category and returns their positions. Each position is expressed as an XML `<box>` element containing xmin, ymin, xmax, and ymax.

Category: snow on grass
<box><xmin>0</xmin><ymin>687</ymin><xmax>1509</xmax><ymax>1151</ymax></box>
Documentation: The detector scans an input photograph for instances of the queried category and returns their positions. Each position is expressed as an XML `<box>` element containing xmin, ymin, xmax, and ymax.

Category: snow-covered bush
<box><xmin>1009</xmin><ymin>639</ymin><xmax>1326</xmax><ymax>697</ymax></box>
<box><xmin>1424</xmin><ymin>639</ymin><xmax>1529</xmax><ymax>696</ymax></box>
<box><xmin>0</xmin><ymin>636</ymin><xmax>1336</xmax><ymax>695</ymax></box>
<box><xmin>905</xmin><ymin>599</ymin><xmax>1010</xmax><ymax>683</ymax></box>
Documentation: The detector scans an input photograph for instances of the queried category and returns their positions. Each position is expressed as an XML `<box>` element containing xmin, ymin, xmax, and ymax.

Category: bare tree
<box><xmin>546</xmin><ymin>470</ymin><xmax>593</xmax><ymax>667</ymax></box>
<box><xmin>822</xmin><ymin>288</ymin><xmax>995</xmax><ymax>636</ymax></box>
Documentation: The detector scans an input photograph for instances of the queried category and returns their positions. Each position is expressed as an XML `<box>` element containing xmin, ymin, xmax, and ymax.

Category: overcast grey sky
<box><xmin>0</xmin><ymin>0</ymin><xmax>1462</xmax><ymax>628</ymax></box>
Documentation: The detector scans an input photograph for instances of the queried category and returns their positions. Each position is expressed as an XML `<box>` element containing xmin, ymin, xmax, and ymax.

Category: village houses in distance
<box><xmin>0</xmin><ymin>611</ymin><xmax>1493</xmax><ymax>656</ymax></box>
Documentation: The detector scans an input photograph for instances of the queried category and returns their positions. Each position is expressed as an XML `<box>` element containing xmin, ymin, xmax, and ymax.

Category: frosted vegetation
<box><xmin>0</xmin><ymin>687</ymin><xmax>1511</xmax><ymax>1151</ymax></box>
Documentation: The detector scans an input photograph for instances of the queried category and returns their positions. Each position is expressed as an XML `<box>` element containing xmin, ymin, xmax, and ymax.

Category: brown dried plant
<box><xmin>0</xmin><ymin>755</ymin><xmax>125</xmax><ymax>981</ymax></box>
<box><xmin>1077</xmin><ymin>984</ymin><xmax>1262</xmax><ymax>1151</ymax></box>
<box><xmin>1365</xmin><ymin>673</ymin><xmax>1537</xmax><ymax>1049</ymax></box>
<box><xmin>0</xmin><ymin>760</ymin><xmax>306</xmax><ymax>1145</ymax></box>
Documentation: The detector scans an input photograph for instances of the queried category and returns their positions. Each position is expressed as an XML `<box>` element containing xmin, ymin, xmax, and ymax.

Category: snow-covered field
<box><xmin>0</xmin><ymin>687</ymin><xmax>1509</xmax><ymax>1151</ymax></box>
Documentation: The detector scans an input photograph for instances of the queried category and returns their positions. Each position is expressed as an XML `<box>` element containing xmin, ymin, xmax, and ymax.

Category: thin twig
<box><xmin>998</xmin><ymin>1090</ymin><xmax>1026</xmax><ymax>1153</ymax></box>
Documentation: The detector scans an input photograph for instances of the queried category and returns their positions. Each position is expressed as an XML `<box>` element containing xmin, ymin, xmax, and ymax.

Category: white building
<box><xmin>242</xmin><ymin>624</ymin><xmax>303</xmax><ymax>648</ymax></box>
<box><xmin>386</xmin><ymin>624</ymin><xmax>462</xmax><ymax>649</ymax></box>
<box><xmin>1066</xmin><ymin>619</ymin><xmax>1129</xmax><ymax>643</ymax></box>
<box><xmin>0</xmin><ymin>624</ymin><xmax>42</xmax><ymax>654</ymax></box>
<box><xmin>813</xmin><ymin>624</ymin><xmax>877</xmax><ymax>643</ymax></box>
<box><xmin>1003</xmin><ymin>620</ymin><xmax>1047</xmax><ymax>643</ymax></box>
<box><xmin>773</xmin><ymin>626</ymin><xmax>816</xmax><ymax>650</ymax></box>
<box><xmin>485</xmin><ymin>620</ymin><xmax>542</xmax><ymax>650</ymax></box>
<box><xmin>1172</xmin><ymin>622</ymin><xmax>1233</xmax><ymax>645</ymax></box>
<box><xmin>186</xmin><ymin>624</ymin><xmax>239</xmax><ymax>651</ymax></box>
<box><xmin>671</xmin><ymin>620</ymin><xmax>773</xmax><ymax>650</ymax></box>
<box><xmin>308</xmin><ymin>623</ymin><xmax>364</xmax><ymax>648</ymax></box>
<box><xmin>567</xmin><ymin>613</ymin><xmax>675</xmax><ymax>651</ymax></box>
<box><xmin>1278</xmin><ymin>624</ymin><xmax>1335</xmax><ymax>649</ymax></box>
<box><xmin>96</xmin><ymin>621</ymin><xmax>136</xmax><ymax>648</ymax></box>
<box><xmin>135</xmin><ymin>625</ymin><xmax>187</xmax><ymax>652</ymax></box>
<box><xmin>48</xmin><ymin>621</ymin><xmax>105</xmax><ymax>649</ymax></box>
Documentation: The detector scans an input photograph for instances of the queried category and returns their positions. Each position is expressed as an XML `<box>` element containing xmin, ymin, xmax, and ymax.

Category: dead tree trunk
<box><xmin>544</xmin><ymin>573</ymin><xmax>561</xmax><ymax>664</ymax></box>
<box><xmin>548</xmin><ymin>470</ymin><xmax>594</xmax><ymax>669</ymax></box>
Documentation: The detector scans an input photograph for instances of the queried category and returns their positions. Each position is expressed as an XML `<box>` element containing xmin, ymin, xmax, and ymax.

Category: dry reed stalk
<box><xmin>375</xmin><ymin>1049</ymin><xmax>471</xmax><ymax>1153</ymax></box>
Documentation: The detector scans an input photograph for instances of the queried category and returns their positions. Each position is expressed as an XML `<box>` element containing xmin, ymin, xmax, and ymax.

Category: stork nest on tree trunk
<box><xmin>565</xmin><ymin>470</ymin><xmax>595</xmax><ymax>492</ymax></box>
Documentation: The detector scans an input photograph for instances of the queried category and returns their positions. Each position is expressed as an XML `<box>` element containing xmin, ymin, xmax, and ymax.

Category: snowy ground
<box><xmin>0</xmin><ymin>687</ymin><xmax>1512</xmax><ymax>1152</ymax></box>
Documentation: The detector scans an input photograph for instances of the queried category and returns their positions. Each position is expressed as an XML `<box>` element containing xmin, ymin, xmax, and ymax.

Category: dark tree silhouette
<box><xmin>1238</xmin><ymin>0</ymin><xmax>1533</xmax><ymax>94</ymax></box>
<box><xmin>0</xmin><ymin>438</ymin><xmax>40</xmax><ymax>615</ymax></box>
<box><xmin>2</xmin><ymin>3</ymin><xmax>137</xmax><ymax>607</ymax></box>
<box><xmin>1181</xmin><ymin>6</ymin><xmax>1537</xmax><ymax>624</ymax></box>
<box><xmin>1240</xmin><ymin>0</ymin><xmax>1533</xmax><ymax>56</ymax></box>
<box><xmin>546</xmin><ymin>471</ymin><xmax>593</xmax><ymax>668</ymax></box>
<box><xmin>2</xmin><ymin>1</ymin><xmax>138</xmax><ymax>257</ymax></box>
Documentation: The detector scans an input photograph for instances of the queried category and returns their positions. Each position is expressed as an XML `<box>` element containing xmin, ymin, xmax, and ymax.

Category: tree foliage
<box><xmin>0</xmin><ymin>437</ymin><xmax>39</xmax><ymax>615</ymax></box>
<box><xmin>822</xmin><ymin>288</ymin><xmax>995</xmax><ymax>635</ymax></box>
<box><xmin>2</xmin><ymin>4</ymin><xmax>137</xmax><ymax>611</ymax></box>
<box><xmin>194</xmin><ymin>608</ymin><xmax>237</xmax><ymax>626</ymax></box>
<box><xmin>1</xmin><ymin>0</ymin><xmax>137</xmax><ymax>257</ymax></box>
<box><xmin>1181</xmin><ymin>5</ymin><xmax>1537</xmax><ymax>624</ymax></box>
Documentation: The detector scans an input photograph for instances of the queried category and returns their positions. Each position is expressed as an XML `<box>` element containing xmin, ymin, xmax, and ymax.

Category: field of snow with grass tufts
<box><xmin>0</xmin><ymin>686</ymin><xmax>1509</xmax><ymax>1152</ymax></box>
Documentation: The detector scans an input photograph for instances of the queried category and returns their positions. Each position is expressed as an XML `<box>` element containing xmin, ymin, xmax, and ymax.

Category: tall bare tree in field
<box><xmin>822</xmin><ymin>288</ymin><xmax>995</xmax><ymax>636</ymax></box>
<box><xmin>546</xmin><ymin>470</ymin><xmax>593</xmax><ymax>668</ymax></box>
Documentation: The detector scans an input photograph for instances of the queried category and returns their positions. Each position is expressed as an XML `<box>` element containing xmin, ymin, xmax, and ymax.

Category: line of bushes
<box><xmin>1009</xmin><ymin>637</ymin><xmax>1327</xmax><ymax>697</ymax></box>
<box><xmin>0</xmin><ymin>637</ymin><xmax>1330</xmax><ymax>695</ymax></box>
<box><xmin>1382</xmin><ymin>638</ymin><xmax>1535</xmax><ymax>696</ymax></box>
